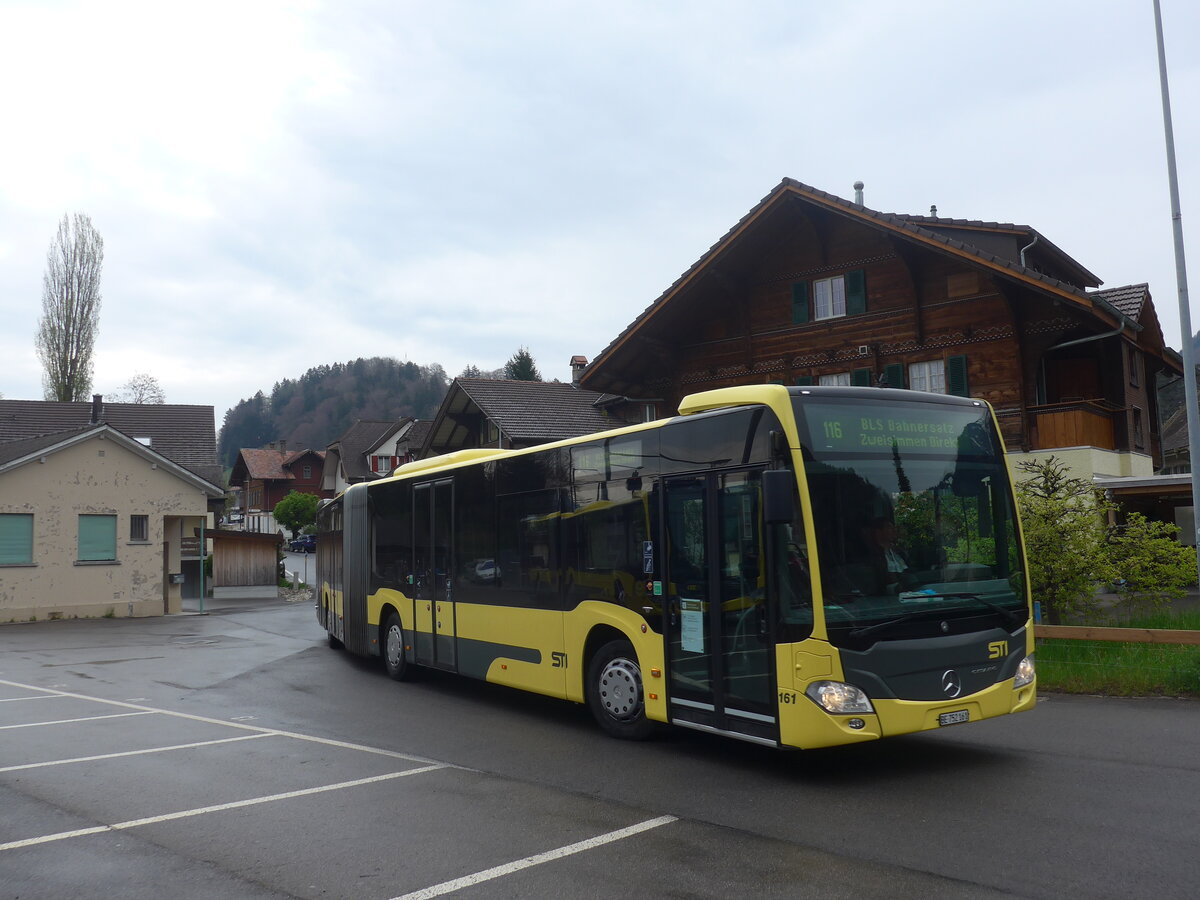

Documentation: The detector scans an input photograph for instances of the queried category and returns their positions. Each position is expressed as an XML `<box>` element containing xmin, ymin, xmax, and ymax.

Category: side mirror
<box><xmin>762</xmin><ymin>469</ymin><xmax>794</xmax><ymax>524</ymax></box>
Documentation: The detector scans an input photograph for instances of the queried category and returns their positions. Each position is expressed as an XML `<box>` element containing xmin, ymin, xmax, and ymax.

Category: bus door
<box><xmin>413</xmin><ymin>478</ymin><xmax>456</xmax><ymax>670</ymax></box>
<box><xmin>663</xmin><ymin>471</ymin><xmax>777</xmax><ymax>745</ymax></box>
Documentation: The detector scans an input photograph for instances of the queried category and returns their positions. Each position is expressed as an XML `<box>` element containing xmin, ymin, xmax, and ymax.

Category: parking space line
<box><xmin>389</xmin><ymin>815</ymin><xmax>679</xmax><ymax>900</ymax></box>
<box><xmin>0</xmin><ymin>765</ymin><xmax>447</xmax><ymax>852</ymax></box>
<box><xmin>0</xmin><ymin>694</ymin><xmax>68</xmax><ymax>703</ymax></box>
<box><xmin>0</xmin><ymin>733</ymin><xmax>273</xmax><ymax>774</ymax></box>
<box><xmin>0</xmin><ymin>711</ymin><xmax>157</xmax><ymax>730</ymax></box>
<box><xmin>0</xmin><ymin>678</ymin><xmax>450</xmax><ymax>768</ymax></box>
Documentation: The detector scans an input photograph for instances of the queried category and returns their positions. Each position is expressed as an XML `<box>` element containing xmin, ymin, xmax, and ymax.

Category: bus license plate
<box><xmin>938</xmin><ymin>710</ymin><xmax>970</xmax><ymax>726</ymax></box>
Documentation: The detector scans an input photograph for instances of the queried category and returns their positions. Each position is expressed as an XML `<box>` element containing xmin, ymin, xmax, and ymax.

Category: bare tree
<box><xmin>109</xmin><ymin>373</ymin><xmax>165</xmax><ymax>404</ymax></box>
<box><xmin>35</xmin><ymin>213</ymin><xmax>104</xmax><ymax>401</ymax></box>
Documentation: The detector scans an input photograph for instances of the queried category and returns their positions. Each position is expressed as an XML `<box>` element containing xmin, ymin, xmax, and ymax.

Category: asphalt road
<box><xmin>1</xmin><ymin>598</ymin><xmax>1197</xmax><ymax>899</ymax></box>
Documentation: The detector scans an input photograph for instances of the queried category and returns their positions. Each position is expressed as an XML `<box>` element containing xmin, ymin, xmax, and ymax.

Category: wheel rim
<box><xmin>386</xmin><ymin>624</ymin><xmax>403</xmax><ymax>669</ymax></box>
<box><xmin>597</xmin><ymin>657</ymin><xmax>643</xmax><ymax>721</ymax></box>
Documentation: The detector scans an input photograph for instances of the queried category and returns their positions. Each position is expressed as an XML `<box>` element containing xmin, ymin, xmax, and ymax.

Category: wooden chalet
<box><xmin>230</xmin><ymin>443</ymin><xmax>331</xmax><ymax>516</ymax></box>
<box><xmin>579</xmin><ymin>178</ymin><xmax>1183</xmax><ymax>481</ymax></box>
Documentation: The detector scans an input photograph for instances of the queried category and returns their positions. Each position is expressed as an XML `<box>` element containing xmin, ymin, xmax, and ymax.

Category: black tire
<box><xmin>382</xmin><ymin>611</ymin><xmax>411</xmax><ymax>681</ymax></box>
<box><xmin>327</xmin><ymin>631</ymin><xmax>343</xmax><ymax>650</ymax></box>
<box><xmin>587</xmin><ymin>639</ymin><xmax>655</xmax><ymax>740</ymax></box>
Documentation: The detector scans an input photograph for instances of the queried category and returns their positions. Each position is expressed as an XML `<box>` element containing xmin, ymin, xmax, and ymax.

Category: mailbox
<box><xmin>168</xmin><ymin>573</ymin><xmax>185</xmax><ymax>585</ymax></box>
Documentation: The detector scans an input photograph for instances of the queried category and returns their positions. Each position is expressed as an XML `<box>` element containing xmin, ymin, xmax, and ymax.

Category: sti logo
<box><xmin>988</xmin><ymin>640</ymin><xmax>1008</xmax><ymax>660</ymax></box>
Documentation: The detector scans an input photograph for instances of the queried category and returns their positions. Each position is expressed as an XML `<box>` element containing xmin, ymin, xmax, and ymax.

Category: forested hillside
<box><xmin>217</xmin><ymin>357</ymin><xmax>449</xmax><ymax>468</ymax></box>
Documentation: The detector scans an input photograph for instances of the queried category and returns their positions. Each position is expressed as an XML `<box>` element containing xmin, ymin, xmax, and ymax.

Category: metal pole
<box><xmin>199</xmin><ymin>517</ymin><xmax>206</xmax><ymax>614</ymax></box>
<box><xmin>1153</xmin><ymin>0</ymin><xmax>1200</xmax><ymax>578</ymax></box>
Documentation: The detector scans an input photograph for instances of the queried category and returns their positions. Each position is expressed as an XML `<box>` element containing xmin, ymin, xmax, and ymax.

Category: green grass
<box><xmin>1036</xmin><ymin>610</ymin><xmax>1200</xmax><ymax>697</ymax></box>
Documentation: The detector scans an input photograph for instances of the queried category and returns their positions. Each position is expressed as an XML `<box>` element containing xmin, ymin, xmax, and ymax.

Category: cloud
<box><xmin>0</xmin><ymin>0</ymin><xmax>1196</xmax><ymax>423</ymax></box>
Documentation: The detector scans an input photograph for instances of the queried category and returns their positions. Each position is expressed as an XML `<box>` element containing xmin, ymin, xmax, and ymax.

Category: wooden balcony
<box><xmin>1030</xmin><ymin>400</ymin><xmax>1121</xmax><ymax>451</ymax></box>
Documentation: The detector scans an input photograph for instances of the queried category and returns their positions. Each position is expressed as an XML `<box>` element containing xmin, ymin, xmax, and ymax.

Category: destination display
<box><xmin>801</xmin><ymin>402</ymin><xmax>991</xmax><ymax>455</ymax></box>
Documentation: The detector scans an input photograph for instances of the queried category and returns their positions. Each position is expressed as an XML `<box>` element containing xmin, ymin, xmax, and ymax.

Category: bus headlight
<box><xmin>1013</xmin><ymin>655</ymin><xmax>1035</xmax><ymax>689</ymax></box>
<box><xmin>805</xmin><ymin>681</ymin><xmax>875</xmax><ymax>715</ymax></box>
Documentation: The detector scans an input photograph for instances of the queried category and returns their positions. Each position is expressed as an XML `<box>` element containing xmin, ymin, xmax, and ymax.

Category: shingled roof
<box><xmin>327</xmin><ymin>419</ymin><xmax>411</xmax><ymax>482</ymax></box>
<box><xmin>0</xmin><ymin>398</ymin><xmax>222</xmax><ymax>487</ymax></box>
<box><xmin>0</xmin><ymin>423</ymin><xmax>223</xmax><ymax>495</ymax></box>
<box><xmin>233</xmin><ymin>447</ymin><xmax>325</xmax><ymax>481</ymax></box>
<box><xmin>581</xmin><ymin>178</ymin><xmax>1142</xmax><ymax>390</ymax></box>
<box><xmin>423</xmin><ymin>379</ymin><xmax>614</xmax><ymax>457</ymax></box>
<box><xmin>1092</xmin><ymin>283</ymin><xmax>1149</xmax><ymax>321</ymax></box>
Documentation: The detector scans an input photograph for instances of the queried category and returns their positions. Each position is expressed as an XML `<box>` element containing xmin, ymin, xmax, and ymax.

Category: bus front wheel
<box><xmin>382</xmin><ymin>611</ymin><xmax>411</xmax><ymax>681</ymax></box>
<box><xmin>587</xmin><ymin>640</ymin><xmax>654</xmax><ymax>740</ymax></box>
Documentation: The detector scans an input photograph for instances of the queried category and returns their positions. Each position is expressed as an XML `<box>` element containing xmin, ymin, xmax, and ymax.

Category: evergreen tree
<box><xmin>504</xmin><ymin>347</ymin><xmax>541</xmax><ymax>381</ymax></box>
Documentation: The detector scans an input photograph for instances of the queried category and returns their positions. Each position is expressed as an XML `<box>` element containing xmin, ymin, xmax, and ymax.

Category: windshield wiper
<box><xmin>846</xmin><ymin>609</ymin><xmax>944</xmax><ymax>641</ymax></box>
<box><xmin>906</xmin><ymin>591</ymin><xmax>1026</xmax><ymax>629</ymax></box>
<box><xmin>846</xmin><ymin>593</ymin><xmax>1025</xmax><ymax>642</ymax></box>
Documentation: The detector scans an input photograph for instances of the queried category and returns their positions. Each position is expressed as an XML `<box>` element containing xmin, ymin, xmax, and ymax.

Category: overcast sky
<box><xmin>1</xmin><ymin>0</ymin><xmax>1197</xmax><ymax>425</ymax></box>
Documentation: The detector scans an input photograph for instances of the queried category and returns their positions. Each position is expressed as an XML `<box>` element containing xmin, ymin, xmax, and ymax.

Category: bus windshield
<box><xmin>793</xmin><ymin>395</ymin><xmax>1027</xmax><ymax>647</ymax></box>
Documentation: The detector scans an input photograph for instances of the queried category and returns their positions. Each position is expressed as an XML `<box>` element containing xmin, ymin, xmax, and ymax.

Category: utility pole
<box><xmin>1153</xmin><ymin>0</ymin><xmax>1200</xmax><ymax>578</ymax></box>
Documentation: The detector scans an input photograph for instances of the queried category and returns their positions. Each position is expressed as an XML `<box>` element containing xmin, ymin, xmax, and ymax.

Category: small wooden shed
<box><xmin>209</xmin><ymin>529</ymin><xmax>282</xmax><ymax>598</ymax></box>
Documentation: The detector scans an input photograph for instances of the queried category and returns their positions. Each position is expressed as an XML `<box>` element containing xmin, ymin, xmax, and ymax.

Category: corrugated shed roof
<box><xmin>0</xmin><ymin>399</ymin><xmax>221</xmax><ymax>486</ymax></box>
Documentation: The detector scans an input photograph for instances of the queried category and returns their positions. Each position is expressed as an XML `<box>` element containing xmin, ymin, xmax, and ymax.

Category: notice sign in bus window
<box><xmin>803</xmin><ymin>402</ymin><xmax>989</xmax><ymax>456</ymax></box>
<box><xmin>680</xmin><ymin>599</ymin><xmax>705</xmax><ymax>652</ymax></box>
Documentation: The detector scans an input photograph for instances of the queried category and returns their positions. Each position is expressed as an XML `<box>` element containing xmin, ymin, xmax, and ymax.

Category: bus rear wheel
<box><xmin>587</xmin><ymin>640</ymin><xmax>654</xmax><ymax>740</ymax></box>
<box><xmin>382</xmin><ymin>611</ymin><xmax>411</xmax><ymax>681</ymax></box>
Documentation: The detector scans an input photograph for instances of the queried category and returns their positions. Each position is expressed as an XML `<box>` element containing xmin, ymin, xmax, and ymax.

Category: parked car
<box><xmin>289</xmin><ymin>534</ymin><xmax>317</xmax><ymax>553</ymax></box>
<box><xmin>473</xmin><ymin>558</ymin><xmax>498</xmax><ymax>582</ymax></box>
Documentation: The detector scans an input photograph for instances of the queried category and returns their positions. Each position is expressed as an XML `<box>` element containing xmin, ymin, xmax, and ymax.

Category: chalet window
<box><xmin>0</xmin><ymin>514</ymin><xmax>34</xmax><ymax>565</ymax></box>
<box><xmin>1132</xmin><ymin>407</ymin><xmax>1144</xmax><ymax>448</ymax></box>
<box><xmin>130</xmin><ymin>515</ymin><xmax>149</xmax><ymax>542</ymax></box>
<box><xmin>814</xmin><ymin>276</ymin><xmax>846</xmax><ymax>320</ymax></box>
<box><xmin>303</xmin><ymin>465</ymin><xmax>312</xmax><ymax>479</ymax></box>
<box><xmin>794</xmin><ymin>376</ymin><xmax>814</xmax><ymax>386</ymax></box>
<box><xmin>909</xmin><ymin>359</ymin><xmax>946</xmax><ymax>394</ymax></box>
<box><xmin>1128</xmin><ymin>346</ymin><xmax>1140</xmax><ymax>387</ymax></box>
<box><xmin>78</xmin><ymin>514</ymin><xmax>117</xmax><ymax>562</ymax></box>
<box><xmin>643</xmin><ymin>404</ymin><xmax>657</xmax><ymax>422</ymax></box>
<box><xmin>883</xmin><ymin>364</ymin><xmax>905</xmax><ymax>389</ymax></box>
<box><xmin>819</xmin><ymin>373</ymin><xmax>850</xmax><ymax>386</ymax></box>
<box><xmin>791</xmin><ymin>269</ymin><xmax>866</xmax><ymax>324</ymax></box>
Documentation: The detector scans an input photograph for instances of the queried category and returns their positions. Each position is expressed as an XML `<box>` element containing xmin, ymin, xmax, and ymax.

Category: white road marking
<box><xmin>389</xmin><ymin>815</ymin><xmax>679</xmax><ymax>900</ymax></box>
<box><xmin>0</xmin><ymin>711</ymin><xmax>157</xmax><ymax>730</ymax></box>
<box><xmin>0</xmin><ymin>678</ymin><xmax>449</xmax><ymax>767</ymax></box>
<box><xmin>0</xmin><ymin>733</ymin><xmax>272</xmax><ymax>773</ymax></box>
<box><xmin>0</xmin><ymin>694</ymin><xmax>68</xmax><ymax>703</ymax></box>
<box><xmin>0</xmin><ymin>766</ymin><xmax>445</xmax><ymax>852</ymax></box>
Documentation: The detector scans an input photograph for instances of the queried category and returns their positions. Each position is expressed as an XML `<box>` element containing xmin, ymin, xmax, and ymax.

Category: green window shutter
<box><xmin>845</xmin><ymin>269</ymin><xmax>867</xmax><ymax>315</ymax></box>
<box><xmin>851</xmin><ymin>367</ymin><xmax>873</xmax><ymax>387</ymax></box>
<box><xmin>0</xmin><ymin>514</ymin><xmax>33</xmax><ymax>565</ymax></box>
<box><xmin>79</xmin><ymin>514</ymin><xmax>116</xmax><ymax>561</ymax></box>
<box><xmin>947</xmin><ymin>355</ymin><xmax>969</xmax><ymax>396</ymax></box>
<box><xmin>791</xmin><ymin>282</ymin><xmax>809</xmax><ymax>324</ymax></box>
<box><xmin>883</xmin><ymin>363</ymin><xmax>905</xmax><ymax>389</ymax></box>
<box><xmin>793</xmin><ymin>376</ymin><xmax>814</xmax><ymax>386</ymax></box>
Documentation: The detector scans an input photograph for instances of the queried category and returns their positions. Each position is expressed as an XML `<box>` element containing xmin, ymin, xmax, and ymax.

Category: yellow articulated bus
<box><xmin>316</xmin><ymin>384</ymin><xmax>1036</xmax><ymax>749</ymax></box>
